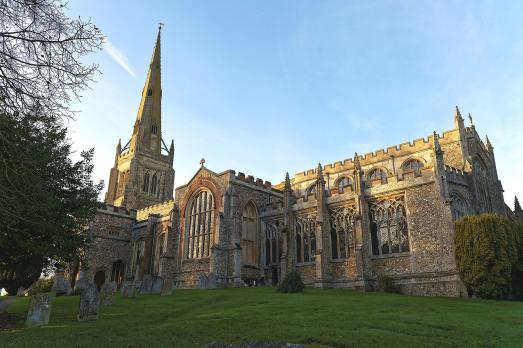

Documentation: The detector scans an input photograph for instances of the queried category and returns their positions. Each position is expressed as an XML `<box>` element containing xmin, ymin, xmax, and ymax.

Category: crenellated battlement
<box><xmin>235</xmin><ymin>171</ymin><xmax>272</xmax><ymax>189</ymax></box>
<box><xmin>293</xmin><ymin>130</ymin><xmax>457</xmax><ymax>181</ymax></box>
<box><xmin>136</xmin><ymin>199</ymin><xmax>175</xmax><ymax>221</ymax></box>
<box><xmin>97</xmin><ymin>203</ymin><xmax>137</xmax><ymax>218</ymax></box>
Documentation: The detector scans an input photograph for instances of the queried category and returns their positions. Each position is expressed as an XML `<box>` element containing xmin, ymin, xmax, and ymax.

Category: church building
<box><xmin>73</xmin><ymin>29</ymin><xmax>522</xmax><ymax>297</ymax></box>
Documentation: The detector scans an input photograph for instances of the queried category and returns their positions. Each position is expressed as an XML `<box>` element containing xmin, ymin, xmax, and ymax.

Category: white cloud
<box><xmin>104</xmin><ymin>38</ymin><xmax>135</xmax><ymax>77</ymax></box>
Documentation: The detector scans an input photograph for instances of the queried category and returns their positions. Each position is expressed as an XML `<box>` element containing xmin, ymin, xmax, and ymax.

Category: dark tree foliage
<box><xmin>0</xmin><ymin>111</ymin><xmax>102</xmax><ymax>294</ymax></box>
<box><xmin>0</xmin><ymin>0</ymin><xmax>103</xmax><ymax>119</ymax></box>
<box><xmin>454</xmin><ymin>214</ymin><xmax>520</xmax><ymax>299</ymax></box>
<box><xmin>277</xmin><ymin>271</ymin><xmax>304</xmax><ymax>293</ymax></box>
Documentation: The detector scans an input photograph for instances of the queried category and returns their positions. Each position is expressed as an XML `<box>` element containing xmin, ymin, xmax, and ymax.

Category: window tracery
<box><xmin>450</xmin><ymin>193</ymin><xmax>469</xmax><ymax>220</ymax></box>
<box><xmin>336</xmin><ymin>176</ymin><xmax>353</xmax><ymax>193</ymax></box>
<box><xmin>185</xmin><ymin>190</ymin><xmax>214</xmax><ymax>259</ymax></box>
<box><xmin>330</xmin><ymin>207</ymin><xmax>356</xmax><ymax>259</ymax></box>
<box><xmin>143</xmin><ymin>171</ymin><xmax>150</xmax><ymax>192</ymax></box>
<box><xmin>265</xmin><ymin>223</ymin><xmax>281</xmax><ymax>266</ymax></box>
<box><xmin>402</xmin><ymin>159</ymin><xmax>424</xmax><ymax>175</ymax></box>
<box><xmin>368</xmin><ymin>168</ymin><xmax>388</xmax><ymax>186</ymax></box>
<box><xmin>296</xmin><ymin>216</ymin><xmax>316</xmax><ymax>263</ymax></box>
<box><xmin>241</xmin><ymin>202</ymin><xmax>258</xmax><ymax>265</ymax></box>
<box><xmin>369</xmin><ymin>197</ymin><xmax>409</xmax><ymax>256</ymax></box>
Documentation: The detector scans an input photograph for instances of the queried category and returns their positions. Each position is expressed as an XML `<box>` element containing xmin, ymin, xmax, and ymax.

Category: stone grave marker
<box><xmin>100</xmin><ymin>283</ymin><xmax>114</xmax><ymax>305</ymax></box>
<box><xmin>25</xmin><ymin>293</ymin><xmax>52</xmax><ymax>327</ymax></box>
<box><xmin>78</xmin><ymin>282</ymin><xmax>99</xmax><ymax>321</ymax></box>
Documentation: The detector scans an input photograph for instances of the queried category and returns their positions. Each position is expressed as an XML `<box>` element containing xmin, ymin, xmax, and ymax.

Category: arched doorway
<box><xmin>93</xmin><ymin>270</ymin><xmax>105</xmax><ymax>291</ymax></box>
<box><xmin>271</xmin><ymin>267</ymin><xmax>279</xmax><ymax>285</ymax></box>
<box><xmin>111</xmin><ymin>260</ymin><xmax>125</xmax><ymax>288</ymax></box>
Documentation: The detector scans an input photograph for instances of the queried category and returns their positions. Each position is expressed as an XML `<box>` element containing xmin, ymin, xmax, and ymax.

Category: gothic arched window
<box><xmin>151</xmin><ymin>124</ymin><xmax>158</xmax><ymax>135</ymax></box>
<box><xmin>265</xmin><ymin>223</ymin><xmax>281</xmax><ymax>266</ymax></box>
<box><xmin>147</xmin><ymin>88</ymin><xmax>153</xmax><ymax>96</ymax></box>
<box><xmin>368</xmin><ymin>168</ymin><xmax>388</xmax><ymax>186</ymax></box>
<box><xmin>296</xmin><ymin>217</ymin><xmax>316</xmax><ymax>263</ymax></box>
<box><xmin>143</xmin><ymin>171</ymin><xmax>150</xmax><ymax>192</ymax></box>
<box><xmin>336</xmin><ymin>176</ymin><xmax>353</xmax><ymax>193</ymax></box>
<box><xmin>186</xmin><ymin>190</ymin><xmax>214</xmax><ymax>259</ymax></box>
<box><xmin>330</xmin><ymin>207</ymin><xmax>356</xmax><ymax>259</ymax></box>
<box><xmin>306</xmin><ymin>183</ymin><xmax>316</xmax><ymax>197</ymax></box>
<box><xmin>402</xmin><ymin>159</ymin><xmax>424</xmax><ymax>175</ymax></box>
<box><xmin>151</xmin><ymin>173</ymin><xmax>158</xmax><ymax>195</ymax></box>
<box><xmin>451</xmin><ymin>193</ymin><xmax>469</xmax><ymax>221</ymax></box>
<box><xmin>153</xmin><ymin>232</ymin><xmax>166</xmax><ymax>274</ymax></box>
<box><xmin>131</xmin><ymin>238</ymin><xmax>145</xmax><ymax>278</ymax></box>
<box><xmin>369</xmin><ymin>198</ymin><xmax>409</xmax><ymax>256</ymax></box>
<box><xmin>110</xmin><ymin>260</ymin><xmax>125</xmax><ymax>287</ymax></box>
<box><xmin>241</xmin><ymin>201</ymin><xmax>258</xmax><ymax>266</ymax></box>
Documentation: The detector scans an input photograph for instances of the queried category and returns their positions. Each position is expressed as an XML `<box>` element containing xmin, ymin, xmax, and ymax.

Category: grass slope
<box><xmin>1</xmin><ymin>287</ymin><xmax>523</xmax><ymax>347</ymax></box>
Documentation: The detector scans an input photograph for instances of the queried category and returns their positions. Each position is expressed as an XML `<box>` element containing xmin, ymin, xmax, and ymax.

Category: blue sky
<box><xmin>67</xmin><ymin>1</ymin><xmax>523</xmax><ymax>207</ymax></box>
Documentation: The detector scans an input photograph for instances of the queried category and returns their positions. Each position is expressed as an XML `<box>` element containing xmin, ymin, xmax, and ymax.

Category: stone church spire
<box><xmin>129</xmin><ymin>26</ymin><xmax>163</xmax><ymax>156</ymax></box>
<box><xmin>104</xmin><ymin>27</ymin><xmax>175</xmax><ymax>210</ymax></box>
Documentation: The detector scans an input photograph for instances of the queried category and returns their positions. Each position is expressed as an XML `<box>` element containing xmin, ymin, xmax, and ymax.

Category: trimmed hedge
<box><xmin>455</xmin><ymin>214</ymin><xmax>521</xmax><ymax>299</ymax></box>
<box><xmin>277</xmin><ymin>271</ymin><xmax>304</xmax><ymax>293</ymax></box>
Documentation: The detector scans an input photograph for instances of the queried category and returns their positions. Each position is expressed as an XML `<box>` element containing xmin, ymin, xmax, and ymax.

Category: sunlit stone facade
<box><xmin>74</xmin><ymin>30</ymin><xmax>519</xmax><ymax>297</ymax></box>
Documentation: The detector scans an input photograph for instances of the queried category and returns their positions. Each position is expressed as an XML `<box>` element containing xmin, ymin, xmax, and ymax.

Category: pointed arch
<box><xmin>367</xmin><ymin>168</ymin><xmax>388</xmax><ymax>186</ymax></box>
<box><xmin>335</xmin><ymin>176</ymin><xmax>353</xmax><ymax>194</ymax></box>
<box><xmin>401</xmin><ymin>158</ymin><xmax>424</xmax><ymax>176</ymax></box>
<box><xmin>185</xmin><ymin>189</ymin><xmax>215</xmax><ymax>259</ymax></box>
<box><xmin>151</xmin><ymin>173</ymin><xmax>158</xmax><ymax>195</ymax></box>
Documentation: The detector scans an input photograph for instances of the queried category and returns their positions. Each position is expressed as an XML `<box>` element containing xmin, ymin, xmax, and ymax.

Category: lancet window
<box><xmin>330</xmin><ymin>207</ymin><xmax>356</xmax><ymax>259</ymax></box>
<box><xmin>296</xmin><ymin>216</ymin><xmax>317</xmax><ymax>263</ymax></box>
<box><xmin>369</xmin><ymin>197</ymin><xmax>409</xmax><ymax>256</ymax></box>
<box><xmin>185</xmin><ymin>190</ymin><xmax>214</xmax><ymax>259</ymax></box>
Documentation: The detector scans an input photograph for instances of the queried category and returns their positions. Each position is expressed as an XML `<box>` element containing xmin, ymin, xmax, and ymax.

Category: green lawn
<box><xmin>1</xmin><ymin>287</ymin><xmax>522</xmax><ymax>347</ymax></box>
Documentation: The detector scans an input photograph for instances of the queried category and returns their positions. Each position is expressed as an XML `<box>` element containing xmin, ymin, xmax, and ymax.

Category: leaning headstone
<box><xmin>99</xmin><ymin>283</ymin><xmax>114</xmax><ymax>306</ymax></box>
<box><xmin>121</xmin><ymin>281</ymin><xmax>137</xmax><ymax>298</ymax></box>
<box><xmin>161</xmin><ymin>277</ymin><xmax>173</xmax><ymax>296</ymax></box>
<box><xmin>25</xmin><ymin>293</ymin><xmax>52</xmax><ymax>327</ymax></box>
<box><xmin>17</xmin><ymin>287</ymin><xmax>26</xmax><ymax>297</ymax></box>
<box><xmin>52</xmin><ymin>269</ymin><xmax>71</xmax><ymax>296</ymax></box>
<box><xmin>78</xmin><ymin>283</ymin><xmax>99</xmax><ymax>321</ymax></box>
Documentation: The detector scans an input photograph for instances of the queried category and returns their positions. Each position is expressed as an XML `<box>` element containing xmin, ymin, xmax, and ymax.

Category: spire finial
<box><xmin>353</xmin><ymin>152</ymin><xmax>361</xmax><ymax>169</ymax></box>
<box><xmin>485</xmin><ymin>135</ymin><xmax>492</xmax><ymax>150</ymax></box>
<box><xmin>455</xmin><ymin>105</ymin><xmax>462</xmax><ymax>118</ymax></box>
<box><xmin>317</xmin><ymin>162</ymin><xmax>323</xmax><ymax>178</ymax></box>
<box><xmin>433</xmin><ymin>131</ymin><xmax>442</xmax><ymax>153</ymax></box>
<box><xmin>515</xmin><ymin>196</ymin><xmax>522</xmax><ymax>213</ymax></box>
<box><xmin>468</xmin><ymin>113</ymin><xmax>474</xmax><ymax>127</ymax></box>
<box><xmin>284</xmin><ymin>172</ymin><xmax>291</xmax><ymax>191</ymax></box>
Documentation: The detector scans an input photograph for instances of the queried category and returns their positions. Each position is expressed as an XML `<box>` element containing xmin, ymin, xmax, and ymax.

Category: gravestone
<box><xmin>0</xmin><ymin>298</ymin><xmax>14</xmax><ymax>313</ymax></box>
<box><xmin>25</xmin><ymin>293</ymin><xmax>52</xmax><ymax>327</ymax></box>
<box><xmin>52</xmin><ymin>269</ymin><xmax>71</xmax><ymax>296</ymax></box>
<box><xmin>78</xmin><ymin>283</ymin><xmax>99</xmax><ymax>321</ymax></box>
<box><xmin>121</xmin><ymin>281</ymin><xmax>137</xmax><ymax>298</ymax></box>
<box><xmin>151</xmin><ymin>277</ymin><xmax>163</xmax><ymax>293</ymax></box>
<box><xmin>161</xmin><ymin>277</ymin><xmax>173</xmax><ymax>296</ymax></box>
<box><xmin>140</xmin><ymin>275</ymin><xmax>153</xmax><ymax>293</ymax></box>
<box><xmin>74</xmin><ymin>271</ymin><xmax>88</xmax><ymax>294</ymax></box>
<box><xmin>16</xmin><ymin>287</ymin><xmax>26</xmax><ymax>297</ymax></box>
<box><xmin>99</xmin><ymin>283</ymin><xmax>114</xmax><ymax>305</ymax></box>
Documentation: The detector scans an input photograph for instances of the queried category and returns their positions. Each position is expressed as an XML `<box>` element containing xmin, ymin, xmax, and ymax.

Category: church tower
<box><xmin>104</xmin><ymin>27</ymin><xmax>175</xmax><ymax>210</ymax></box>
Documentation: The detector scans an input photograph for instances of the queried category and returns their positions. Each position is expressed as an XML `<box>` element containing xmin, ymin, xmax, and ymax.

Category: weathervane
<box><xmin>200</xmin><ymin>158</ymin><xmax>205</xmax><ymax>167</ymax></box>
<box><xmin>158</xmin><ymin>22</ymin><xmax>165</xmax><ymax>31</ymax></box>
